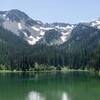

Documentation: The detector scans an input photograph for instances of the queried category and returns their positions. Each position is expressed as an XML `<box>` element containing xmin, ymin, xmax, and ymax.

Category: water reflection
<box><xmin>62</xmin><ymin>92</ymin><xmax>69</xmax><ymax>100</ymax></box>
<box><xmin>26</xmin><ymin>91</ymin><xmax>45</xmax><ymax>100</ymax></box>
<box><xmin>0</xmin><ymin>72</ymin><xmax>100</xmax><ymax>100</ymax></box>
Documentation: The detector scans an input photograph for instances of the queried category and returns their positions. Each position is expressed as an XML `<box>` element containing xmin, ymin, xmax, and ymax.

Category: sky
<box><xmin>0</xmin><ymin>0</ymin><xmax>100</xmax><ymax>24</ymax></box>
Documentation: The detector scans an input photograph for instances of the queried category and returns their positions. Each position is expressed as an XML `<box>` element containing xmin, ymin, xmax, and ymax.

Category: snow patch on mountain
<box><xmin>55</xmin><ymin>25</ymin><xmax>74</xmax><ymax>30</ymax></box>
<box><xmin>31</xmin><ymin>26</ymin><xmax>40</xmax><ymax>31</ymax></box>
<box><xmin>60</xmin><ymin>31</ymin><xmax>72</xmax><ymax>43</ymax></box>
<box><xmin>90</xmin><ymin>19</ymin><xmax>100</xmax><ymax>29</ymax></box>
<box><xmin>27</xmin><ymin>35</ymin><xmax>41</xmax><ymax>45</ymax></box>
<box><xmin>18</xmin><ymin>22</ymin><xmax>22</xmax><ymax>30</ymax></box>
<box><xmin>3</xmin><ymin>14</ymin><xmax>6</xmax><ymax>18</ymax></box>
<box><xmin>23</xmin><ymin>32</ymin><xmax>28</xmax><ymax>37</ymax></box>
<box><xmin>40</xmin><ymin>30</ymin><xmax>45</xmax><ymax>36</ymax></box>
<box><xmin>60</xmin><ymin>35</ymin><xmax>66</xmax><ymax>42</ymax></box>
<box><xmin>97</xmin><ymin>26</ymin><xmax>100</xmax><ymax>29</ymax></box>
<box><xmin>61</xmin><ymin>31</ymin><xmax>70</xmax><ymax>35</ymax></box>
<box><xmin>6</xmin><ymin>17</ymin><xmax>10</xmax><ymax>21</ymax></box>
<box><xmin>40</xmin><ymin>27</ymin><xmax>54</xmax><ymax>31</ymax></box>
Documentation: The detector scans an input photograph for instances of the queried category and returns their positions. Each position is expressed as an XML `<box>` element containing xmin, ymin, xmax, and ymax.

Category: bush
<box><xmin>0</xmin><ymin>64</ymin><xmax>7</xmax><ymax>70</ymax></box>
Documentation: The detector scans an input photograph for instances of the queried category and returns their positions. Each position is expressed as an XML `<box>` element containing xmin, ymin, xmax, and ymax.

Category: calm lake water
<box><xmin>0</xmin><ymin>71</ymin><xmax>100</xmax><ymax>100</ymax></box>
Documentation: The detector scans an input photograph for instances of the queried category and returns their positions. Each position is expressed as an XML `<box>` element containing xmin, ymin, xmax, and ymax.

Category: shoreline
<box><xmin>0</xmin><ymin>69</ymin><xmax>89</xmax><ymax>73</ymax></box>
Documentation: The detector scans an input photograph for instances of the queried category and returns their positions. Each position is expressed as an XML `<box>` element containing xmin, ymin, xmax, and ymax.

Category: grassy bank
<box><xmin>0</xmin><ymin>64</ymin><xmax>98</xmax><ymax>74</ymax></box>
<box><xmin>0</xmin><ymin>67</ymin><xmax>89</xmax><ymax>73</ymax></box>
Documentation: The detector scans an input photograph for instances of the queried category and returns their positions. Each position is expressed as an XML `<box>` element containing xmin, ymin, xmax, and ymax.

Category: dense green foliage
<box><xmin>0</xmin><ymin>24</ymin><xmax>100</xmax><ymax>72</ymax></box>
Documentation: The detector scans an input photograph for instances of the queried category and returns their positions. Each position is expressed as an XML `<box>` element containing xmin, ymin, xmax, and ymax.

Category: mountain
<box><xmin>0</xmin><ymin>9</ymin><xmax>100</xmax><ymax>71</ymax></box>
<box><xmin>62</xmin><ymin>23</ymin><xmax>100</xmax><ymax>51</ymax></box>
<box><xmin>0</xmin><ymin>9</ymin><xmax>74</xmax><ymax>45</ymax></box>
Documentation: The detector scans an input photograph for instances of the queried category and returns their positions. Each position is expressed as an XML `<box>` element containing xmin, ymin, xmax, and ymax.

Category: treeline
<box><xmin>0</xmin><ymin>43</ymin><xmax>100</xmax><ymax>72</ymax></box>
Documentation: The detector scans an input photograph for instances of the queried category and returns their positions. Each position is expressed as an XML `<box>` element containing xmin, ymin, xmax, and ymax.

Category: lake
<box><xmin>0</xmin><ymin>71</ymin><xmax>100</xmax><ymax>100</ymax></box>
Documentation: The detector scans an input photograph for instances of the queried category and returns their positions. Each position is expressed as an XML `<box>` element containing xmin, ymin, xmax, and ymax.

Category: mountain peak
<box><xmin>0</xmin><ymin>9</ymin><xmax>29</xmax><ymax>22</ymax></box>
<box><xmin>6</xmin><ymin>9</ymin><xmax>29</xmax><ymax>22</ymax></box>
<box><xmin>9</xmin><ymin>9</ymin><xmax>23</xmax><ymax>12</ymax></box>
